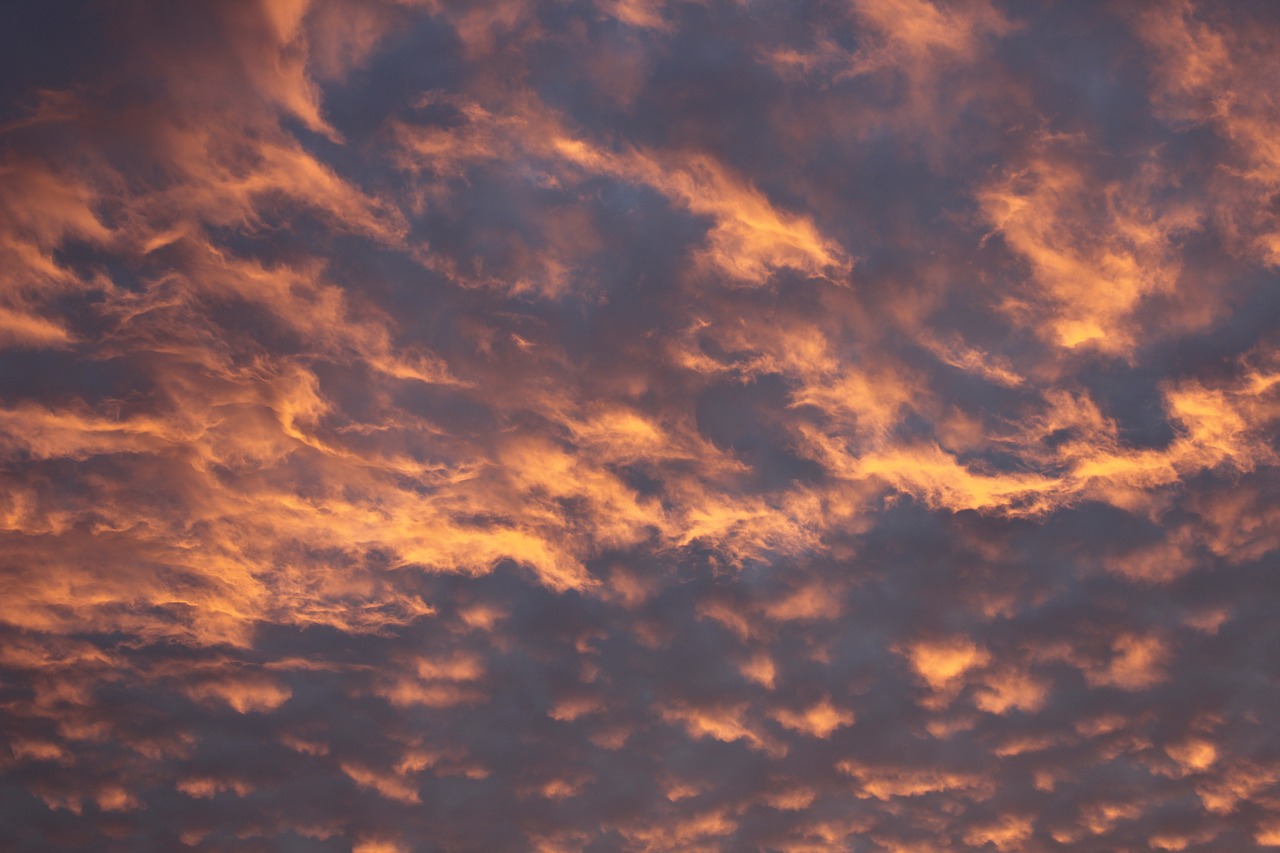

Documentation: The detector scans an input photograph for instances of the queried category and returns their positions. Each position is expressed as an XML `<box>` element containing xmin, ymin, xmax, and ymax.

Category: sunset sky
<box><xmin>3</xmin><ymin>1</ymin><xmax>1280</xmax><ymax>850</ymax></box>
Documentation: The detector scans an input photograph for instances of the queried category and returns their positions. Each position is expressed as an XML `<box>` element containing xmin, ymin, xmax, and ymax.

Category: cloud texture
<box><xmin>2</xmin><ymin>0</ymin><xmax>1280</xmax><ymax>850</ymax></box>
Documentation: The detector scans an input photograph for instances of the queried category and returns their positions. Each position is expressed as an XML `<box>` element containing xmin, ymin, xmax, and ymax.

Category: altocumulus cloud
<box><xmin>2</xmin><ymin>1</ymin><xmax>1280</xmax><ymax>851</ymax></box>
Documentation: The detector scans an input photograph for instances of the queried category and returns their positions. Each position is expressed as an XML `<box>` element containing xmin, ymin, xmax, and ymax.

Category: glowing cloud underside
<box><xmin>2</xmin><ymin>1</ymin><xmax>1280</xmax><ymax>850</ymax></box>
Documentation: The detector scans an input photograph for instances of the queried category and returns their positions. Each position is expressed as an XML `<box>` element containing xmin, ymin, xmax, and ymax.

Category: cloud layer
<box><xmin>2</xmin><ymin>1</ymin><xmax>1280</xmax><ymax>850</ymax></box>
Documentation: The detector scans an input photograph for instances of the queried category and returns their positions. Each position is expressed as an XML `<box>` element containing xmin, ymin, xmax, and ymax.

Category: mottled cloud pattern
<box><xmin>2</xmin><ymin>1</ymin><xmax>1280</xmax><ymax>850</ymax></box>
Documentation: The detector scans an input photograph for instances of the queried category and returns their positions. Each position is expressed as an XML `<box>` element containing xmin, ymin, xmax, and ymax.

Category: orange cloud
<box><xmin>5</xmin><ymin>2</ymin><xmax>1280</xmax><ymax>851</ymax></box>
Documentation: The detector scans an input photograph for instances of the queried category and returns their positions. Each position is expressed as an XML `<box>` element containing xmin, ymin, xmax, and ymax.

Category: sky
<box><xmin>1</xmin><ymin>0</ymin><xmax>1280</xmax><ymax>850</ymax></box>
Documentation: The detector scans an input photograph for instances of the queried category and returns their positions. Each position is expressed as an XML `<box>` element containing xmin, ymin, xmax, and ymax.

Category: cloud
<box><xmin>3</xmin><ymin>1</ymin><xmax>1280</xmax><ymax>851</ymax></box>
